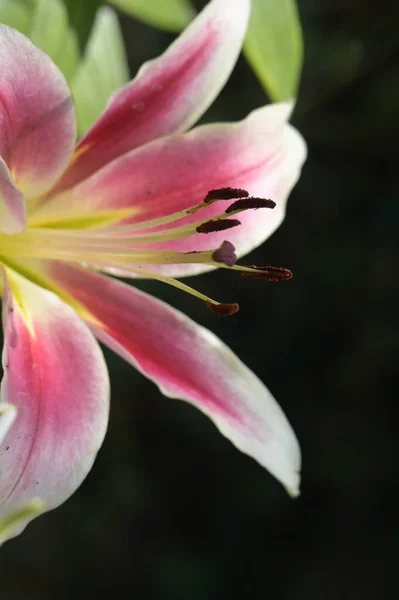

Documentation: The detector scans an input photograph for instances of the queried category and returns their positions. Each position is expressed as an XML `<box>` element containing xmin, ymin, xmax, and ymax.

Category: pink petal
<box><xmin>0</xmin><ymin>157</ymin><xmax>26</xmax><ymax>234</ymax></box>
<box><xmin>0</xmin><ymin>25</ymin><xmax>75</xmax><ymax>198</ymax></box>
<box><xmin>47</xmin><ymin>263</ymin><xmax>301</xmax><ymax>495</ymax></box>
<box><xmin>0</xmin><ymin>271</ymin><xmax>109</xmax><ymax>541</ymax></box>
<box><xmin>36</xmin><ymin>103</ymin><xmax>306</xmax><ymax>278</ymax></box>
<box><xmin>50</xmin><ymin>0</ymin><xmax>250</xmax><ymax>191</ymax></box>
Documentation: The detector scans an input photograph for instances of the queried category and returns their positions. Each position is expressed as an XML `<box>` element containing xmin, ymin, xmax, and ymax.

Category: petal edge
<box><xmin>0</xmin><ymin>270</ymin><xmax>109</xmax><ymax>540</ymax></box>
<box><xmin>50</xmin><ymin>0</ymin><xmax>251</xmax><ymax>190</ymax></box>
<box><xmin>47</xmin><ymin>263</ymin><xmax>301</xmax><ymax>495</ymax></box>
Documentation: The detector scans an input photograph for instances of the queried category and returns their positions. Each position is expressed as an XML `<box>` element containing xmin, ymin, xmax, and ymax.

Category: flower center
<box><xmin>0</xmin><ymin>188</ymin><xmax>292</xmax><ymax>315</ymax></box>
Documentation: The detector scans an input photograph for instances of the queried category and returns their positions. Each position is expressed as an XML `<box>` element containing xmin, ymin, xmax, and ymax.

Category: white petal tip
<box><xmin>0</xmin><ymin>498</ymin><xmax>46</xmax><ymax>545</ymax></box>
<box><xmin>285</xmin><ymin>475</ymin><xmax>301</xmax><ymax>498</ymax></box>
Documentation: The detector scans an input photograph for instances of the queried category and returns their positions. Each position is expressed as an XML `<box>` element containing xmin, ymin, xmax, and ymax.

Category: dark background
<box><xmin>1</xmin><ymin>0</ymin><xmax>398</xmax><ymax>598</ymax></box>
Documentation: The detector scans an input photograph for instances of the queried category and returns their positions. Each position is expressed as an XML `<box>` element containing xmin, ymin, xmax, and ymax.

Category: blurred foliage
<box><xmin>0</xmin><ymin>0</ymin><xmax>31</xmax><ymax>33</ymax></box>
<box><xmin>1</xmin><ymin>0</ymin><xmax>399</xmax><ymax>599</ymax></box>
<box><xmin>70</xmin><ymin>6</ymin><xmax>129</xmax><ymax>135</ymax></box>
<box><xmin>29</xmin><ymin>0</ymin><xmax>79</xmax><ymax>82</ymax></box>
<box><xmin>244</xmin><ymin>0</ymin><xmax>303</xmax><ymax>101</ymax></box>
<box><xmin>109</xmin><ymin>0</ymin><xmax>195</xmax><ymax>31</ymax></box>
<box><xmin>0</xmin><ymin>0</ymin><xmax>128</xmax><ymax>135</ymax></box>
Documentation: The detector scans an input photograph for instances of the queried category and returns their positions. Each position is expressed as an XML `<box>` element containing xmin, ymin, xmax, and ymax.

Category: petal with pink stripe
<box><xmin>47</xmin><ymin>263</ymin><xmax>301</xmax><ymax>495</ymax></box>
<box><xmin>0</xmin><ymin>270</ymin><xmax>109</xmax><ymax>541</ymax></box>
<box><xmin>0</xmin><ymin>25</ymin><xmax>76</xmax><ymax>198</ymax></box>
<box><xmin>51</xmin><ymin>0</ymin><xmax>251</xmax><ymax>191</ymax></box>
<box><xmin>35</xmin><ymin>103</ymin><xmax>306</xmax><ymax>278</ymax></box>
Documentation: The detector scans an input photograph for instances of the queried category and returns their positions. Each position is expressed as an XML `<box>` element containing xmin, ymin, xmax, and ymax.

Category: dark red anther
<box><xmin>242</xmin><ymin>265</ymin><xmax>293</xmax><ymax>282</ymax></box>
<box><xmin>211</xmin><ymin>241</ymin><xmax>237</xmax><ymax>266</ymax></box>
<box><xmin>196</xmin><ymin>218</ymin><xmax>241</xmax><ymax>234</ymax></box>
<box><xmin>204</xmin><ymin>302</ymin><xmax>240</xmax><ymax>316</ymax></box>
<box><xmin>225</xmin><ymin>197</ymin><xmax>276</xmax><ymax>213</ymax></box>
<box><xmin>204</xmin><ymin>188</ymin><xmax>249</xmax><ymax>203</ymax></box>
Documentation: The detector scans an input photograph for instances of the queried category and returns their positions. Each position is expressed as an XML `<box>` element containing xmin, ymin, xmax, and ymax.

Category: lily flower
<box><xmin>0</xmin><ymin>0</ymin><xmax>306</xmax><ymax>542</ymax></box>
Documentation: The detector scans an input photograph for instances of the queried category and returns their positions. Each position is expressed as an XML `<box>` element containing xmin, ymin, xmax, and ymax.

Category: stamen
<box><xmin>196</xmin><ymin>219</ymin><xmax>241</xmax><ymax>234</ymax></box>
<box><xmin>211</xmin><ymin>241</ymin><xmax>237</xmax><ymax>266</ymax></box>
<box><xmin>7</xmin><ymin>180</ymin><xmax>293</xmax><ymax>315</ymax></box>
<box><xmin>26</xmin><ymin>192</ymin><xmax>273</xmax><ymax>248</ymax></box>
<box><xmin>204</xmin><ymin>188</ymin><xmax>249</xmax><ymax>203</ymax></box>
<box><xmin>225</xmin><ymin>197</ymin><xmax>276</xmax><ymax>214</ymax></box>
<box><xmin>204</xmin><ymin>301</ymin><xmax>240</xmax><ymax>316</ymax></box>
<box><xmin>89</xmin><ymin>260</ymin><xmax>239</xmax><ymax>312</ymax></box>
<box><xmin>241</xmin><ymin>265</ymin><xmax>293</xmax><ymax>282</ymax></box>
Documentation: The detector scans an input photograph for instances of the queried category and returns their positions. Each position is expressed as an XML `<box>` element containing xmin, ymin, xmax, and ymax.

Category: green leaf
<box><xmin>64</xmin><ymin>0</ymin><xmax>103</xmax><ymax>49</ymax></box>
<box><xmin>109</xmin><ymin>0</ymin><xmax>195</xmax><ymax>32</ymax></box>
<box><xmin>244</xmin><ymin>0</ymin><xmax>303</xmax><ymax>101</ymax></box>
<box><xmin>0</xmin><ymin>0</ymin><xmax>32</xmax><ymax>35</ymax></box>
<box><xmin>70</xmin><ymin>6</ymin><xmax>129</xmax><ymax>136</ymax></box>
<box><xmin>29</xmin><ymin>0</ymin><xmax>80</xmax><ymax>82</ymax></box>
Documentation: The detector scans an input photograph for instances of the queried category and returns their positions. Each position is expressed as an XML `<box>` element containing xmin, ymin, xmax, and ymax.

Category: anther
<box><xmin>204</xmin><ymin>188</ymin><xmax>249</xmax><ymax>203</ymax></box>
<box><xmin>196</xmin><ymin>218</ymin><xmax>241</xmax><ymax>234</ymax></box>
<box><xmin>211</xmin><ymin>241</ymin><xmax>237</xmax><ymax>266</ymax></box>
<box><xmin>204</xmin><ymin>302</ymin><xmax>240</xmax><ymax>316</ymax></box>
<box><xmin>242</xmin><ymin>265</ymin><xmax>293</xmax><ymax>282</ymax></box>
<box><xmin>225</xmin><ymin>197</ymin><xmax>276</xmax><ymax>213</ymax></box>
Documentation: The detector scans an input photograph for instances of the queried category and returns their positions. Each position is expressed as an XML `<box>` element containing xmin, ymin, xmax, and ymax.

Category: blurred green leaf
<box><xmin>29</xmin><ymin>0</ymin><xmax>80</xmax><ymax>81</ymax></box>
<box><xmin>0</xmin><ymin>0</ymin><xmax>32</xmax><ymax>34</ymax></box>
<box><xmin>64</xmin><ymin>0</ymin><xmax>102</xmax><ymax>48</ymax></box>
<box><xmin>109</xmin><ymin>0</ymin><xmax>195</xmax><ymax>32</ymax></box>
<box><xmin>70</xmin><ymin>6</ymin><xmax>129</xmax><ymax>136</ymax></box>
<box><xmin>244</xmin><ymin>0</ymin><xmax>303</xmax><ymax>101</ymax></box>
